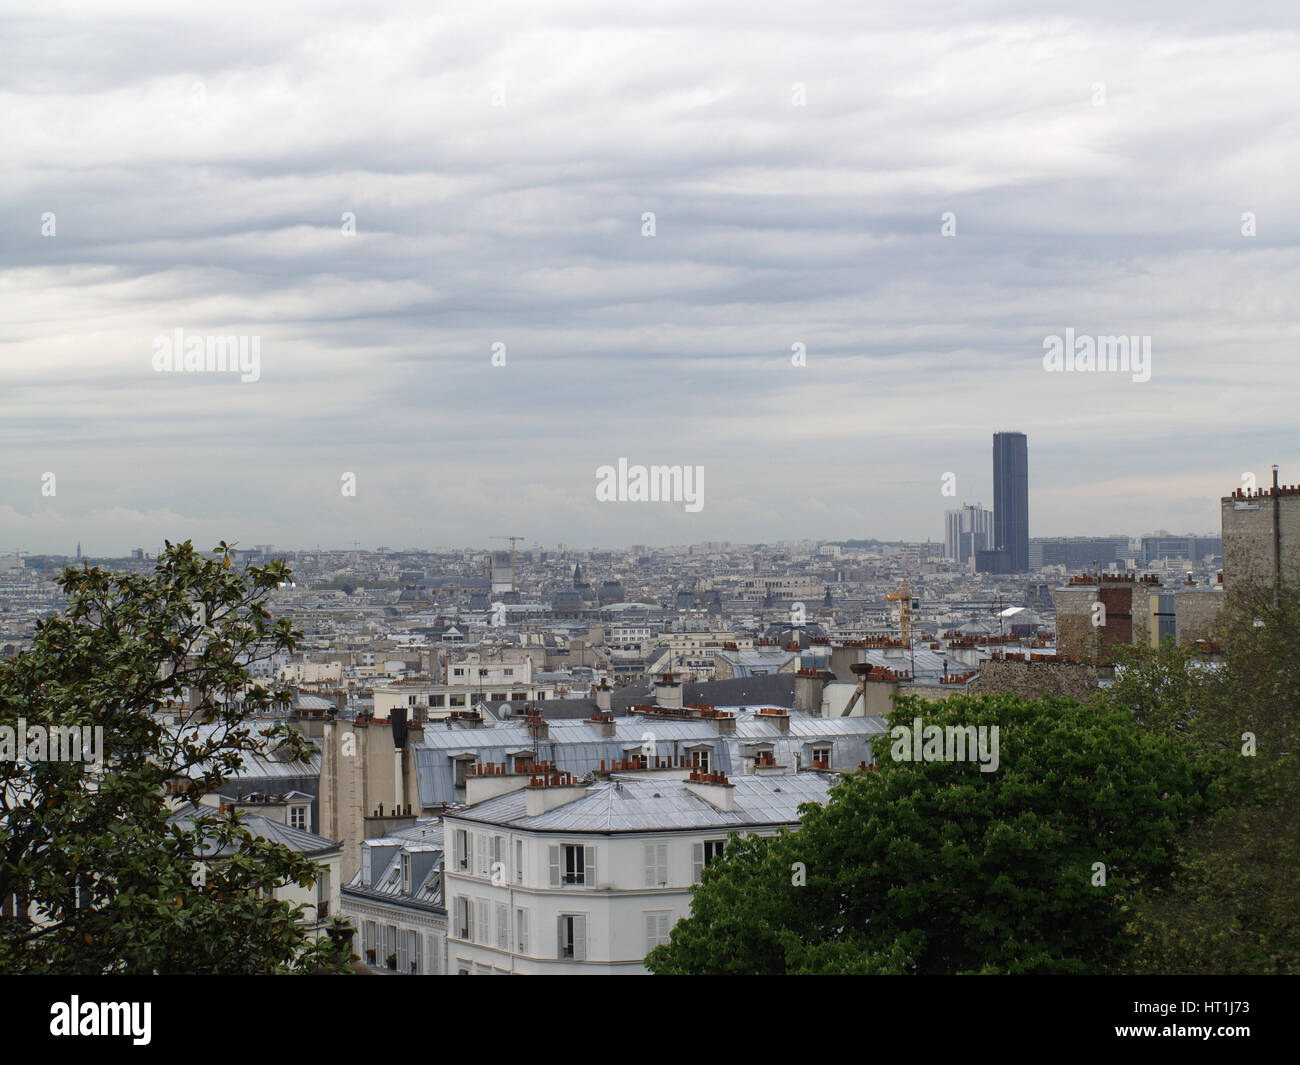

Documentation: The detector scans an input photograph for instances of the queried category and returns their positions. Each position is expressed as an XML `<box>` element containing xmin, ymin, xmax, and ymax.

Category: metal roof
<box><xmin>448</xmin><ymin>773</ymin><xmax>834</xmax><ymax>833</ymax></box>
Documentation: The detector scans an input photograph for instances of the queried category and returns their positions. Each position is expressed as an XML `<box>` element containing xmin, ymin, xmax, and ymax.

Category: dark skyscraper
<box><xmin>993</xmin><ymin>431</ymin><xmax>1029</xmax><ymax>572</ymax></box>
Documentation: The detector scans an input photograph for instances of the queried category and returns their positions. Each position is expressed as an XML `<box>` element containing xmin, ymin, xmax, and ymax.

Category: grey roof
<box><xmin>414</xmin><ymin>710</ymin><xmax>884</xmax><ymax>808</ymax></box>
<box><xmin>450</xmin><ymin>773</ymin><xmax>834</xmax><ymax>833</ymax></box>
<box><xmin>345</xmin><ymin>820</ymin><xmax>444</xmax><ymax>909</ymax></box>
<box><xmin>168</xmin><ymin>803</ymin><xmax>341</xmax><ymax>857</ymax></box>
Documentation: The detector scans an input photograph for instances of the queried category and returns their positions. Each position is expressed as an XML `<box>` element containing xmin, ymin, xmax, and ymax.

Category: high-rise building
<box><xmin>945</xmin><ymin>503</ymin><xmax>993</xmax><ymax>563</ymax></box>
<box><xmin>993</xmin><ymin>431</ymin><xmax>1029</xmax><ymax>573</ymax></box>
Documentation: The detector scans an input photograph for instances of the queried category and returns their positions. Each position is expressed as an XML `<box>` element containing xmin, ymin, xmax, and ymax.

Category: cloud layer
<box><xmin>3</xmin><ymin>1</ymin><xmax>1298</xmax><ymax>553</ymax></box>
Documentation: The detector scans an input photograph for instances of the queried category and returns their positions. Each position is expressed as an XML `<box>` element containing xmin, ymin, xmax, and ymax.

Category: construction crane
<box><xmin>885</xmin><ymin>579</ymin><xmax>914</xmax><ymax>645</ymax></box>
<box><xmin>886</xmin><ymin>579</ymin><xmax>919</xmax><ymax>676</ymax></box>
<box><xmin>489</xmin><ymin>536</ymin><xmax>526</xmax><ymax>592</ymax></box>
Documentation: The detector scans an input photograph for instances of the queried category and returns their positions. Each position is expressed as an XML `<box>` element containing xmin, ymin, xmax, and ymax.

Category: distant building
<box><xmin>1029</xmin><ymin>537</ymin><xmax>1130</xmax><ymax>571</ymax></box>
<box><xmin>945</xmin><ymin>504</ymin><xmax>993</xmax><ymax>563</ymax></box>
<box><xmin>993</xmin><ymin>432</ymin><xmax>1029</xmax><ymax>572</ymax></box>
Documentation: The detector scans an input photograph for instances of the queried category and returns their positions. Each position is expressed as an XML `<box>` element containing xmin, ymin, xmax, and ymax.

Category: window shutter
<box><xmin>411</xmin><ymin>931</ymin><xmax>422</xmax><ymax>973</ymax></box>
<box><xmin>656</xmin><ymin>844</ymin><xmax>667</xmax><ymax>885</ymax></box>
<box><xmin>692</xmin><ymin>842</ymin><xmax>704</xmax><ymax>883</ymax></box>
<box><xmin>517</xmin><ymin>908</ymin><xmax>529</xmax><ymax>953</ymax></box>
<box><xmin>466</xmin><ymin>898</ymin><xmax>475</xmax><ymax>942</ymax></box>
<box><xmin>643</xmin><ymin>844</ymin><xmax>655</xmax><ymax>888</ymax></box>
<box><xmin>497</xmin><ymin>902</ymin><xmax>509</xmax><ymax>950</ymax></box>
<box><xmin>515</xmin><ymin>839</ymin><xmax>523</xmax><ymax>883</ymax></box>
<box><xmin>549</xmin><ymin>845</ymin><xmax>561</xmax><ymax>887</ymax></box>
<box><xmin>477</xmin><ymin>900</ymin><xmax>489</xmax><ymax>945</ymax></box>
<box><xmin>557</xmin><ymin>915</ymin><xmax>567</xmax><ymax>958</ymax></box>
<box><xmin>644</xmin><ymin>913</ymin><xmax>657</xmax><ymax>953</ymax></box>
<box><xmin>584</xmin><ymin>846</ymin><xmax>596</xmax><ymax>887</ymax></box>
<box><xmin>573</xmin><ymin>915</ymin><xmax>587</xmax><ymax>961</ymax></box>
<box><xmin>398</xmin><ymin>928</ymin><xmax>410</xmax><ymax>971</ymax></box>
<box><xmin>658</xmin><ymin>912</ymin><xmax>670</xmax><ymax>944</ymax></box>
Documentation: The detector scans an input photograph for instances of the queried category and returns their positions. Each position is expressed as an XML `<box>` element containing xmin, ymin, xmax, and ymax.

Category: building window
<box><xmin>453</xmin><ymin>758</ymin><xmax>474</xmax><ymax>788</ymax></box>
<box><xmin>449</xmin><ymin>694</ymin><xmax>466</xmax><ymax>708</ymax></box>
<box><xmin>550</xmin><ymin>844</ymin><xmax>595</xmax><ymax>886</ymax></box>
<box><xmin>504</xmin><ymin>668</ymin><xmax>514</xmax><ymax>677</ymax></box>
<box><xmin>496</xmin><ymin>902</ymin><xmax>509</xmax><ymax>950</ymax></box>
<box><xmin>409</xmin><ymin>930</ymin><xmax>422</xmax><ymax>974</ymax></box>
<box><xmin>811</xmin><ymin>746</ymin><xmax>831</xmax><ymax>766</ymax></box>
<box><xmin>455</xmin><ymin>896</ymin><xmax>472</xmax><ymax>941</ymax></box>
<box><xmin>516</xmin><ymin>907</ymin><xmax>529</xmax><ymax>953</ymax></box>
<box><xmin>289</xmin><ymin>805</ymin><xmax>308</xmax><ymax>831</ymax></box>
<box><xmin>515</xmin><ymin>838</ymin><xmax>524</xmax><ymax>883</ymax></box>
<box><xmin>454</xmin><ymin>829</ymin><xmax>469</xmax><ymax>869</ymax></box>
<box><xmin>453</xmin><ymin>669</ymin><xmax>465</xmax><ymax>677</ymax></box>
<box><xmin>643</xmin><ymin>842</ymin><xmax>667</xmax><ymax>888</ymax></box>
<box><xmin>476</xmin><ymin>899</ymin><xmax>490</xmax><ymax>945</ymax></box>
<box><xmin>430</xmin><ymin>694</ymin><xmax>446</xmax><ymax>707</ymax></box>
<box><xmin>644</xmin><ymin>911</ymin><xmax>672</xmax><ymax>952</ymax></box>
<box><xmin>692</xmin><ymin>840</ymin><xmax>726</xmax><ymax>882</ymax></box>
<box><xmin>690</xmin><ymin>749</ymin><xmax>710</xmax><ymax>772</ymax></box>
<box><xmin>492</xmin><ymin>693</ymin><xmax>508</xmax><ymax>703</ymax></box>
<box><xmin>557</xmin><ymin>914</ymin><xmax>587</xmax><ymax>960</ymax></box>
<box><xmin>401</xmin><ymin>853</ymin><xmax>411</xmax><ymax>893</ymax></box>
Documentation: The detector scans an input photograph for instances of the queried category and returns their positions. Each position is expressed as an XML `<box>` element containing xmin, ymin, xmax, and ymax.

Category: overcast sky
<box><xmin>2</xmin><ymin>0</ymin><xmax>1298</xmax><ymax>555</ymax></box>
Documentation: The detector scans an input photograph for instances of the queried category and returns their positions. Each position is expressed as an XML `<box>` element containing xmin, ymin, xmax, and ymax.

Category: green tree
<box><xmin>647</xmin><ymin>693</ymin><xmax>1205</xmax><ymax>974</ymax></box>
<box><xmin>1112</xmin><ymin>580</ymin><xmax>1300</xmax><ymax>974</ymax></box>
<box><xmin>0</xmin><ymin>541</ymin><xmax>349</xmax><ymax>974</ymax></box>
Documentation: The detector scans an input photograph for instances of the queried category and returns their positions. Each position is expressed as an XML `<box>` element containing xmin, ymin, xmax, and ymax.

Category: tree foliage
<box><xmin>0</xmin><ymin>541</ymin><xmax>349</xmax><ymax>974</ymax></box>
<box><xmin>648</xmin><ymin>693</ymin><xmax>1205</xmax><ymax>974</ymax></box>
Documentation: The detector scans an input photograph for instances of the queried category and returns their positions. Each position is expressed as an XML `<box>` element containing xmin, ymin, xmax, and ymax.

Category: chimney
<box><xmin>523</xmin><ymin>708</ymin><xmax>549</xmax><ymax>740</ymax></box>
<box><xmin>684</xmin><ymin>771</ymin><xmax>735</xmax><ymax>812</ymax></box>
<box><xmin>654</xmin><ymin>672</ymin><xmax>684</xmax><ymax>711</ymax></box>
<box><xmin>712</xmin><ymin>711</ymin><xmax>736</xmax><ymax>735</ymax></box>
<box><xmin>794</xmin><ymin>669</ymin><xmax>825</xmax><ymax>714</ymax></box>
<box><xmin>590</xmin><ymin>712</ymin><xmax>616</xmax><ymax>738</ymax></box>
<box><xmin>524</xmin><ymin>772</ymin><xmax>589</xmax><ymax>817</ymax></box>
<box><xmin>757</xmin><ymin>707</ymin><xmax>790</xmax><ymax>732</ymax></box>
<box><xmin>594</xmin><ymin>682</ymin><xmax>612</xmax><ymax>713</ymax></box>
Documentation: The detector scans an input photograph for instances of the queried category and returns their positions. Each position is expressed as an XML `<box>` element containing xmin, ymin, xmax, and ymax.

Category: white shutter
<box><xmin>496</xmin><ymin>902</ymin><xmax>509</xmax><ymax>949</ymax></box>
<box><xmin>517</xmin><ymin>908</ymin><xmax>529</xmax><ymax>953</ymax></box>
<box><xmin>411</xmin><ymin>931</ymin><xmax>422</xmax><ymax>973</ymax></box>
<box><xmin>692</xmin><ymin>842</ymin><xmax>704</xmax><ymax>883</ymax></box>
<box><xmin>549</xmin><ymin>845</ymin><xmax>561</xmax><ymax>886</ymax></box>
<box><xmin>465</xmin><ymin>898</ymin><xmax>475</xmax><ymax>942</ymax></box>
<box><xmin>658</xmin><ymin>912</ymin><xmax>670</xmax><ymax>944</ymax></box>
<box><xmin>572</xmin><ymin>915</ymin><xmax>587</xmax><ymax>961</ymax></box>
<box><xmin>476</xmin><ymin>900</ymin><xmax>489</xmax><ymax>944</ymax></box>
<box><xmin>644</xmin><ymin>913</ymin><xmax>657</xmax><ymax>953</ymax></box>
<box><xmin>584</xmin><ymin>845</ymin><xmax>596</xmax><ymax>887</ymax></box>
<box><xmin>398</xmin><ymin>927</ymin><xmax>410</xmax><ymax>971</ymax></box>
<box><xmin>643</xmin><ymin>844</ymin><xmax>656</xmax><ymax>887</ymax></box>
<box><xmin>557</xmin><ymin>915</ymin><xmax>567</xmax><ymax>958</ymax></box>
<box><xmin>515</xmin><ymin>839</ymin><xmax>524</xmax><ymax>882</ymax></box>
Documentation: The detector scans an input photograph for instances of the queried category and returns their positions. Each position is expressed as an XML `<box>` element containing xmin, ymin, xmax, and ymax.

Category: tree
<box><xmin>647</xmin><ymin>693</ymin><xmax>1206</xmax><ymax>975</ymax></box>
<box><xmin>0</xmin><ymin>541</ymin><xmax>350</xmax><ymax>974</ymax></box>
<box><xmin>1109</xmin><ymin>580</ymin><xmax>1300</xmax><ymax>974</ymax></box>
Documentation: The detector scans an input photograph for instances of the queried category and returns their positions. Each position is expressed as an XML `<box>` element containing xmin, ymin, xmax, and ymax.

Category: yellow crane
<box><xmin>885</xmin><ymin>579</ymin><xmax>913</xmax><ymax>645</ymax></box>
<box><xmin>489</xmin><ymin>536</ymin><xmax>525</xmax><ymax>592</ymax></box>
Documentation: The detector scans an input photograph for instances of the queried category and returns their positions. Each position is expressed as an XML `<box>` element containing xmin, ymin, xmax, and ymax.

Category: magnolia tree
<box><xmin>0</xmin><ymin>541</ymin><xmax>349</xmax><ymax>974</ymax></box>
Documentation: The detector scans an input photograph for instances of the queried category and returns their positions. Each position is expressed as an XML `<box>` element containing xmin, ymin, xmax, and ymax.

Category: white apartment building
<box><xmin>442</xmin><ymin>771</ymin><xmax>834</xmax><ymax>975</ymax></box>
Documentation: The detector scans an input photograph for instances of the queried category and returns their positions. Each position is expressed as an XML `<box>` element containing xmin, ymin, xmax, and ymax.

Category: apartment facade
<box><xmin>442</xmin><ymin>772</ymin><xmax>833</xmax><ymax>974</ymax></box>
